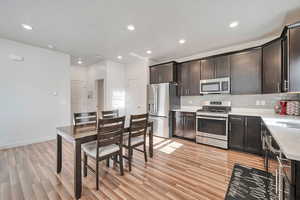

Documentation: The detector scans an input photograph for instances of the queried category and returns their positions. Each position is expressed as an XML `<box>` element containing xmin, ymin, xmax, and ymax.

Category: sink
<box><xmin>275</xmin><ymin>121</ymin><xmax>300</xmax><ymax>129</ymax></box>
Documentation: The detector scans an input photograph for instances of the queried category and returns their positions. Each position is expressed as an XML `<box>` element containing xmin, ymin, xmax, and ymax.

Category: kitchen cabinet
<box><xmin>262</xmin><ymin>39</ymin><xmax>282</xmax><ymax>93</ymax></box>
<box><xmin>229</xmin><ymin>115</ymin><xmax>262</xmax><ymax>155</ymax></box>
<box><xmin>200</xmin><ymin>59</ymin><xmax>215</xmax><ymax>80</ymax></box>
<box><xmin>172</xmin><ymin>111</ymin><xmax>196</xmax><ymax>140</ymax></box>
<box><xmin>215</xmin><ymin>55</ymin><xmax>230</xmax><ymax>78</ymax></box>
<box><xmin>179</xmin><ymin>60</ymin><xmax>201</xmax><ymax>96</ymax></box>
<box><xmin>288</xmin><ymin>26</ymin><xmax>300</xmax><ymax>92</ymax></box>
<box><xmin>244</xmin><ymin>116</ymin><xmax>262</xmax><ymax>154</ymax></box>
<box><xmin>200</xmin><ymin>55</ymin><xmax>230</xmax><ymax>80</ymax></box>
<box><xmin>149</xmin><ymin>62</ymin><xmax>177</xmax><ymax>84</ymax></box>
<box><xmin>230</xmin><ymin>48</ymin><xmax>262</xmax><ymax>94</ymax></box>
<box><xmin>229</xmin><ymin>115</ymin><xmax>245</xmax><ymax>151</ymax></box>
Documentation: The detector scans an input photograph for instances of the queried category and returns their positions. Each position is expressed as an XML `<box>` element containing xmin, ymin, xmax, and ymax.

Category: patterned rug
<box><xmin>225</xmin><ymin>164</ymin><xmax>276</xmax><ymax>200</ymax></box>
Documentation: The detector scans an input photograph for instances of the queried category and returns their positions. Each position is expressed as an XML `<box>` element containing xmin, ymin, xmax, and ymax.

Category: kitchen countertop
<box><xmin>172</xmin><ymin>106</ymin><xmax>300</xmax><ymax>161</ymax></box>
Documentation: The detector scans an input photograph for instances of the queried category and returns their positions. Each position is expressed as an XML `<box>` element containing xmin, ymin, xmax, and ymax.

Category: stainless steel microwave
<box><xmin>199</xmin><ymin>77</ymin><xmax>230</xmax><ymax>94</ymax></box>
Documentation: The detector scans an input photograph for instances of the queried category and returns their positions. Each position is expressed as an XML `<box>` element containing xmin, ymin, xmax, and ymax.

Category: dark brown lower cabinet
<box><xmin>172</xmin><ymin>111</ymin><xmax>196</xmax><ymax>140</ymax></box>
<box><xmin>229</xmin><ymin>115</ymin><xmax>262</xmax><ymax>155</ymax></box>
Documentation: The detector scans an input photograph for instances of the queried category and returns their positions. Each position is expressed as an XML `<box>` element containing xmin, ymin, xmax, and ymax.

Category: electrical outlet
<box><xmin>188</xmin><ymin>100</ymin><xmax>193</xmax><ymax>104</ymax></box>
<box><xmin>261</xmin><ymin>100</ymin><xmax>266</xmax><ymax>106</ymax></box>
<box><xmin>256</xmin><ymin>100</ymin><xmax>260</xmax><ymax>106</ymax></box>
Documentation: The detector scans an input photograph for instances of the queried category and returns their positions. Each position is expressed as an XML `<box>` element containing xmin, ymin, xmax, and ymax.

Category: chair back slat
<box><xmin>101</xmin><ymin>110</ymin><xmax>119</xmax><ymax>119</ymax></box>
<box><xmin>129</xmin><ymin>114</ymin><xmax>148</xmax><ymax>140</ymax></box>
<box><xmin>97</xmin><ymin>116</ymin><xmax>125</xmax><ymax>155</ymax></box>
<box><xmin>73</xmin><ymin>112</ymin><xmax>97</xmax><ymax>127</ymax></box>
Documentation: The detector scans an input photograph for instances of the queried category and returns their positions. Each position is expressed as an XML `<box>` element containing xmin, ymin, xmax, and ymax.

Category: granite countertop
<box><xmin>173</xmin><ymin>106</ymin><xmax>300</xmax><ymax>161</ymax></box>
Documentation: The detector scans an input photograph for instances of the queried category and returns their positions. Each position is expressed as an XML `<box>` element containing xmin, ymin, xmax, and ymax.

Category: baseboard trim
<box><xmin>0</xmin><ymin>136</ymin><xmax>56</xmax><ymax>150</ymax></box>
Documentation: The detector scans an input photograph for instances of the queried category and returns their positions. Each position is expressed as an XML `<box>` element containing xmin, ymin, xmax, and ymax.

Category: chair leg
<box><xmin>113</xmin><ymin>155</ymin><xmax>117</xmax><ymax>168</ymax></box>
<box><xmin>143</xmin><ymin>142</ymin><xmax>148</xmax><ymax>162</ymax></box>
<box><xmin>96</xmin><ymin>160</ymin><xmax>99</xmax><ymax>190</ymax></box>
<box><xmin>83</xmin><ymin>152</ymin><xmax>87</xmax><ymax>177</ymax></box>
<box><xmin>119</xmin><ymin>150</ymin><xmax>124</xmax><ymax>176</ymax></box>
<box><xmin>128</xmin><ymin>148</ymin><xmax>132</xmax><ymax>172</ymax></box>
<box><xmin>106</xmin><ymin>158</ymin><xmax>110</xmax><ymax>168</ymax></box>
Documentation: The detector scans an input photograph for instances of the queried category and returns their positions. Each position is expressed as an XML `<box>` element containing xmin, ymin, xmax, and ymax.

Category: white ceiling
<box><xmin>1</xmin><ymin>0</ymin><xmax>300</xmax><ymax>66</ymax></box>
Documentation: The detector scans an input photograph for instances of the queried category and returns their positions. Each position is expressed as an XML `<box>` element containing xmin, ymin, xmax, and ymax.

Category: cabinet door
<box><xmin>173</xmin><ymin>112</ymin><xmax>184</xmax><ymax>137</ymax></box>
<box><xmin>201</xmin><ymin>59</ymin><xmax>215</xmax><ymax>80</ymax></box>
<box><xmin>229</xmin><ymin>115</ymin><xmax>245</xmax><ymax>151</ymax></box>
<box><xmin>215</xmin><ymin>55</ymin><xmax>230</xmax><ymax>78</ymax></box>
<box><xmin>245</xmin><ymin>116</ymin><xmax>262</xmax><ymax>155</ymax></box>
<box><xmin>262</xmin><ymin>39</ymin><xmax>282</xmax><ymax>93</ymax></box>
<box><xmin>289</xmin><ymin>27</ymin><xmax>300</xmax><ymax>92</ymax></box>
<box><xmin>150</xmin><ymin>67</ymin><xmax>158</xmax><ymax>84</ymax></box>
<box><xmin>180</xmin><ymin>62</ymin><xmax>190</xmax><ymax>96</ymax></box>
<box><xmin>183</xmin><ymin>112</ymin><xmax>196</xmax><ymax>139</ymax></box>
<box><xmin>230</xmin><ymin>49</ymin><xmax>262</xmax><ymax>94</ymax></box>
<box><xmin>158</xmin><ymin>63</ymin><xmax>174</xmax><ymax>83</ymax></box>
<box><xmin>189</xmin><ymin>60</ymin><xmax>201</xmax><ymax>95</ymax></box>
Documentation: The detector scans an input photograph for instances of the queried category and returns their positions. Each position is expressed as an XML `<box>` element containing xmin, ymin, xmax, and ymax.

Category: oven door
<box><xmin>196</xmin><ymin>116</ymin><xmax>228</xmax><ymax>140</ymax></box>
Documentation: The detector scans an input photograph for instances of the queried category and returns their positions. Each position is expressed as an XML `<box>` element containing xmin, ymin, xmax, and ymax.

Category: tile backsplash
<box><xmin>181</xmin><ymin>93</ymin><xmax>300</xmax><ymax>109</ymax></box>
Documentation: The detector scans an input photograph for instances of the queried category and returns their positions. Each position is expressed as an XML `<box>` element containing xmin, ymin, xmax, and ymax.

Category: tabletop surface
<box><xmin>57</xmin><ymin>120</ymin><xmax>153</xmax><ymax>141</ymax></box>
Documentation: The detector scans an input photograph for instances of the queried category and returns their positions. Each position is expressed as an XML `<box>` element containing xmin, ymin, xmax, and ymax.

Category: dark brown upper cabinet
<box><xmin>215</xmin><ymin>55</ymin><xmax>231</xmax><ymax>78</ymax></box>
<box><xmin>149</xmin><ymin>62</ymin><xmax>177</xmax><ymax>84</ymax></box>
<box><xmin>178</xmin><ymin>60</ymin><xmax>201</xmax><ymax>96</ymax></box>
<box><xmin>262</xmin><ymin>39</ymin><xmax>282</xmax><ymax>94</ymax></box>
<box><xmin>200</xmin><ymin>55</ymin><xmax>230</xmax><ymax>80</ymax></box>
<box><xmin>200</xmin><ymin>59</ymin><xmax>215</xmax><ymax>80</ymax></box>
<box><xmin>230</xmin><ymin>48</ymin><xmax>262</xmax><ymax>95</ymax></box>
<box><xmin>288</xmin><ymin>26</ymin><xmax>300</xmax><ymax>92</ymax></box>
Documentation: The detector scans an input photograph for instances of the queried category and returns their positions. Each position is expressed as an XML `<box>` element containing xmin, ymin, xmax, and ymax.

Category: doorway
<box><xmin>95</xmin><ymin>79</ymin><xmax>104</xmax><ymax>114</ymax></box>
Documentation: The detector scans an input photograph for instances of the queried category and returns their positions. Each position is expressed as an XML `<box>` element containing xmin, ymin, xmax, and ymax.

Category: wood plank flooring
<box><xmin>0</xmin><ymin>137</ymin><xmax>276</xmax><ymax>200</ymax></box>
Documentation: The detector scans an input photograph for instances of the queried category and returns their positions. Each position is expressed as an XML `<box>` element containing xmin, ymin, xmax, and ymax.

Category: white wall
<box><xmin>150</xmin><ymin>35</ymin><xmax>279</xmax><ymax>65</ymax></box>
<box><xmin>125</xmin><ymin>59</ymin><xmax>149</xmax><ymax>115</ymax></box>
<box><xmin>0</xmin><ymin>38</ymin><xmax>71</xmax><ymax>149</ymax></box>
<box><xmin>70</xmin><ymin>66</ymin><xmax>88</xmax><ymax>114</ymax></box>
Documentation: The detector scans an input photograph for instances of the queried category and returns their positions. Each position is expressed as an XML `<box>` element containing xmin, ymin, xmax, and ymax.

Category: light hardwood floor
<box><xmin>0</xmin><ymin>137</ymin><xmax>276</xmax><ymax>200</ymax></box>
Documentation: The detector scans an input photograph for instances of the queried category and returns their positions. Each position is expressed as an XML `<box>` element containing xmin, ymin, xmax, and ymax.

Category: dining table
<box><xmin>56</xmin><ymin>120</ymin><xmax>154</xmax><ymax>199</ymax></box>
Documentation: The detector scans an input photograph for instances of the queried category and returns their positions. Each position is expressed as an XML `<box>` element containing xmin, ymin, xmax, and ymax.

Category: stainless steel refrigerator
<box><xmin>148</xmin><ymin>83</ymin><xmax>180</xmax><ymax>138</ymax></box>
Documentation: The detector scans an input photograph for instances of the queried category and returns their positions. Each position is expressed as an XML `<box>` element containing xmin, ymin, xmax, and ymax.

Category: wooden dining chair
<box><xmin>123</xmin><ymin>113</ymin><xmax>148</xmax><ymax>171</ymax></box>
<box><xmin>101</xmin><ymin>109</ymin><xmax>119</xmax><ymax>119</ymax></box>
<box><xmin>73</xmin><ymin>112</ymin><xmax>97</xmax><ymax>128</ymax></box>
<box><xmin>81</xmin><ymin>116</ymin><xmax>125</xmax><ymax>190</ymax></box>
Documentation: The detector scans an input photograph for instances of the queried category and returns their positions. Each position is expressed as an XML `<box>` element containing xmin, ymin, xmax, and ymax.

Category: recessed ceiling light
<box><xmin>229</xmin><ymin>21</ymin><xmax>239</xmax><ymax>28</ymax></box>
<box><xmin>22</xmin><ymin>24</ymin><xmax>33</xmax><ymax>30</ymax></box>
<box><xmin>117</xmin><ymin>56</ymin><xmax>122</xmax><ymax>60</ymax></box>
<box><xmin>77</xmin><ymin>59</ymin><xmax>83</xmax><ymax>65</ymax></box>
<box><xmin>47</xmin><ymin>44</ymin><xmax>54</xmax><ymax>49</ymax></box>
<box><xmin>127</xmin><ymin>25</ymin><xmax>135</xmax><ymax>31</ymax></box>
<box><xmin>146</xmin><ymin>50</ymin><xmax>152</xmax><ymax>54</ymax></box>
<box><xmin>179</xmin><ymin>39</ymin><xmax>186</xmax><ymax>44</ymax></box>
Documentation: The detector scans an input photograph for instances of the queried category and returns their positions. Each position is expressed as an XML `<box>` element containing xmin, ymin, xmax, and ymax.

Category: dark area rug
<box><xmin>225</xmin><ymin>164</ymin><xmax>276</xmax><ymax>200</ymax></box>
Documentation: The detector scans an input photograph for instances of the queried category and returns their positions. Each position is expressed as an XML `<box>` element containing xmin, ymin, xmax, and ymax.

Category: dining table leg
<box><xmin>149</xmin><ymin>122</ymin><xmax>153</xmax><ymax>158</ymax></box>
<box><xmin>57</xmin><ymin>134</ymin><xmax>62</xmax><ymax>173</ymax></box>
<box><xmin>74</xmin><ymin>140</ymin><xmax>82</xmax><ymax>199</ymax></box>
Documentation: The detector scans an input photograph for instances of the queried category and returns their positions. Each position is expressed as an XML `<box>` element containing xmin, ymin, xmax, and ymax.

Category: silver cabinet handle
<box><xmin>277</xmin><ymin>82</ymin><xmax>281</xmax><ymax>93</ymax></box>
<box><xmin>284</xmin><ymin>80</ymin><xmax>289</xmax><ymax>92</ymax></box>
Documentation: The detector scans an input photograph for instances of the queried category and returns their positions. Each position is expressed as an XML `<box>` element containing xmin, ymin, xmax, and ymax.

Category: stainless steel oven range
<box><xmin>196</xmin><ymin>101</ymin><xmax>231</xmax><ymax>149</ymax></box>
